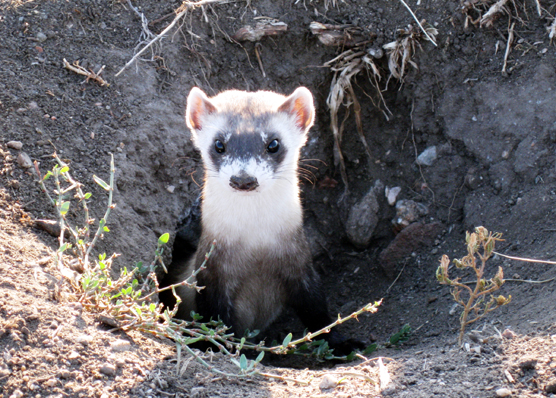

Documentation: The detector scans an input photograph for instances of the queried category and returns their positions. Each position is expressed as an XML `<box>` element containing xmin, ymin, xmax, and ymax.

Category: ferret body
<box><xmin>174</xmin><ymin>87</ymin><xmax>337</xmax><ymax>338</ymax></box>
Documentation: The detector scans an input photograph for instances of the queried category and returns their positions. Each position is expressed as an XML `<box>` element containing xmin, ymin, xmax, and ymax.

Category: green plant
<box><xmin>436</xmin><ymin>226</ymin><xmax>511</xmax><ymax>346</ymax></box>
<box><xmin>35</xmin><ymin>153</ymin><xmax>381</xmax><ymax>379</ymax></box>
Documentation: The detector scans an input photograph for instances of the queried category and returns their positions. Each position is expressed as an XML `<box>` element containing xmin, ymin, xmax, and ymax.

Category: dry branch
<box><xmin>396</xmin><ymin>0</ymin><xmax>437</xmax><ymax>46</ymax></box>
<box><xmin>63</xmin><ymin>58</ymin><xmax>109</xmax><ymax>87</ymax></box>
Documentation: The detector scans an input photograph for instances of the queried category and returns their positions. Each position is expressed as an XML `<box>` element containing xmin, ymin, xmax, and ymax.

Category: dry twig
<box><xmin>502</xmin><ymin>21</ymin><xmax>515</xmax><ymax>75</ymax></box>
<box><xmin>63</xmin><ymin>58</ymin><xmax>109</xmax><ymax>87</ymax></box>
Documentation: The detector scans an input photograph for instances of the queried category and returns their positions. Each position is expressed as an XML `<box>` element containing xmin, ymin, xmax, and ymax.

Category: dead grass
<box><xmin>322</xmin><ymin>21</ymin><xmax>437</xmax><ymax>193</ymax></box>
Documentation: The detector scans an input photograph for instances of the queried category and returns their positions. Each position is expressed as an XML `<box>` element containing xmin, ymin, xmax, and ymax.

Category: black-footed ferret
<box><xmin>173</xmin><ymin>86</ymin><xmax>347</xmax><ymax>346</ymax></box>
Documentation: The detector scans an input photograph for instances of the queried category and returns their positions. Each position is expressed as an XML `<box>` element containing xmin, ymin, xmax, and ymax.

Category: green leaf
<box><xmin>346</xmin><ymin>351</ymin><xmax>357</xmax><ymax>361</ymax></box>
<box><xmin>103</xmin><ymin>226</ymin><xmax>110</xmax><ymax>232</ymax></box>
<box><xmin>84</xmin><ymin>192</ymin><xmax>92</xmax><ymax>200</ymax></box>
<box><xmin>158</xmin><ymin>233</ymin><xmax>170</xmax><ymax>245</ymax></box>
<box><xmin>239</xmin><ymin>337</ymin><xmax>246</xmax><ymax>350</ymax></box>
<box><xmin>60</xmin><ymin>201</ymin><xmax>70</xmax><ymax>215</ymax></box>
<box><xmin>239</xmin><ymin>354</ymin><xmax>247</xmax><ymax>370</ymax></box>
<box><xmin>58</xmin><ymin>243</ymin><xmax>69</xmax><ymax>252</ymax></box>
<box><xmin>363</xmin><ymin>343</ymin><xmax>378</xmax><ymax>355</ymax></box>
<box><xmin>255</xmin><ymin>351</ymin><xmax>264</xmax><ymax>363</ymax></box>
<box><xmin>60</xmin><ymin>166</ymin><xmax>69</xmax><ymax>173</ymax></box>
<box><xmin>282</xmin><ymin>333</ymin><xmax>293</xmax><ymax>347</ymax></box>
<box><xmin>93</xmin><ymin>175</ymin><xmax>110</xmax><ymax>191</ymax></box>
<box><xmin>43</xmin><ymin>171</ymin><xmax>53</xmax><ymax>181</ymax></box>
<box><xmin>149</xmin><ymin>303</ymin><xmax>156</xmax><ymax>312</ymax></box>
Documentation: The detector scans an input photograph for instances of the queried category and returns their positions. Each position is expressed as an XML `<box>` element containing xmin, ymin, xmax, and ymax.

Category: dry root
<box><xmin>232</xmin><ymin>19</ymin><xmax>287</xmax><ymax>42</ymax></box>
<box><xmin>310</xmin><ymin>22</ymin><xmax>373</xmax><ymax>47</ymax></box>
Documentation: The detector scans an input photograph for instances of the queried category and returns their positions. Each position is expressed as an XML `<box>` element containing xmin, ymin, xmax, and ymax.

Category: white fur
<box><xmin>186</xmin><ymin>88</ymin><xmax>314</xmax><ymax>248</ymax></box>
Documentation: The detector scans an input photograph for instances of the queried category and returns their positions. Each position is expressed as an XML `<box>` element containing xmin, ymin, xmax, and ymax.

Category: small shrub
<box><xmin>436</xmin><ymin>226</ymin><xmax>511</xmax><ymax>346</ymax></box>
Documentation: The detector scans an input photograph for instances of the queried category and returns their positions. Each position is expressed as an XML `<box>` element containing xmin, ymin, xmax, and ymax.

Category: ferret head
<box><xmin>185</xmin><ymin>87</ymin><xmax>314</xmax><ymax>194</ymax></box>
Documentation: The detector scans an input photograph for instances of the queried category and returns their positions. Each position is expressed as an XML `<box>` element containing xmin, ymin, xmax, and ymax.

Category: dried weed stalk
<box><xmin>383</xmin><ymin>23</ymin><xmax>438</xmax><ymax>81</ymax></box>
<box><xmin>549</xmin><ymin>17</ymin><xmax>556</xmax><ymax>43</ymax></box>
<box><xmin>436</xmin><ymin>226</ymin><xmax>511</xmax><ymax>346</ymax></box>
<box><xmin>322</xmin><ymin>21</ymin><xmax>436</xmax><ymax>193</ymax></box>
<box><xmin>324</xmin><ymin>49</ymin><xmax>388</xmax><ymax>194</ymax></box>
<box><xmin>35</xmin><ymin>154</ymin><xmax>381</xmax><ymax>377</ymax></box>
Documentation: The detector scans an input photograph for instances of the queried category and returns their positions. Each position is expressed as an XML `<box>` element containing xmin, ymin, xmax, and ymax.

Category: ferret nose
<box><xmin>230</xmin><ymin>174</ymin><xmax>259</xmax><ymax>191</ymax></box>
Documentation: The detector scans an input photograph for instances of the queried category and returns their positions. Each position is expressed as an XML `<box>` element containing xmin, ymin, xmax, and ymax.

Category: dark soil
<box><xmin>1</xmin><ymin>0</ymin><xmax>556</xmax><ymax>397</ymax></box>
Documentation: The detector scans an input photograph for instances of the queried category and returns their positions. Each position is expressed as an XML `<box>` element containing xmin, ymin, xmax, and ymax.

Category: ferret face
<box><xmin>185</xmin><ymin>88</ymin><xmax>315</xmax><ymax>195</ymax></box>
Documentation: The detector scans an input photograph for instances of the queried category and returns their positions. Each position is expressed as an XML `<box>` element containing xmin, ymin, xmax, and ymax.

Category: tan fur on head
<box><xmin>277</xmin><ymin>87</ymin><xmax>315</xmax><ymax>132</ymax></box>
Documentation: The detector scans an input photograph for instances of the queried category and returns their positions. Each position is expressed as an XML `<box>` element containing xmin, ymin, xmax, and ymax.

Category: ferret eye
<box><xmin>267</xmin><ymin>139</ymin><xmax>280</xmax><ymax>153</ymax></box>
<box><xmin>214</xmin><ymin>140</ymin><xmax>225</xmax><ymax>154</ymax></box>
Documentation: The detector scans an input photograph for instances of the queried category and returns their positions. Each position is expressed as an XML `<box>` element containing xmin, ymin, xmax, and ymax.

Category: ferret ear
<box><xmin>278</xmin><ymin>87</ymin><xmax>315</xmax><ymax>132</ymax></box>
<box><xmin>186</xmin><ymin>87</ymin><xmax>217</xmax><ymax>131</ymax></box>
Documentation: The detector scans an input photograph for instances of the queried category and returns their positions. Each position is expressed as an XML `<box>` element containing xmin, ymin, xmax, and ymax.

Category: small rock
<box><xmin>470</xmin><ymin>346</ymin><xmax>481</xmax><ymax>354</ymax></box>
<box><xmin>319</xmin><ymin>374</ymin><xmax>338</xmax><ymax>390</ymax></box>
<box><xmin>111</xmin><ymin>339</ymin><xmax>131</xmax><ymax>352</ymax></box>
<box><xmin>385</xmin><ymin>186</ymin><xmax>401</xmax><ymax>206</ymax></box>
<box><xmin>44</xmin><ymin>378</ymin><xmax>58</xmax><ymax>387</ymax></box>
<box><xmin>7</xmin><ymin>141</ymin><xmax>23</xmax><ymax>150</ymax></box>
<box><xmin>68</xmin><ymin>351</ymin><xmax>80</xmax><ymax>360</ymax></box>
<box><xmin>99</xmin><ymin>363</ymin><xmax>116</xmax><ymax>376</ymax></box>
<box><xmin>545</xmin><ymin>380</ymin><xmax>556</xmax><ymax>393</ymax></box>
<box><xmin>17</xmin><ymin>152</ymin><xmax>33</xmax><ymax>168</ymax></box>
<box><xmin>36</xmin><ymin>32</ymin><xmax>47</xmax><ymax>42</ymax></box>
<box><xmin>190</xmin><ymin>387</ymin><xmax>207</xmax><ymax>398</ymax></box>
<box><xmin>166</xmin><ymin>185</ymin><xmax>176</xmax><ymax>194</ymax></box>
<box><xmin>58</xmin><ymin>369</ymin><xmax>71</xmax><ymax>379</ymax></box>
<box><xmin>502</xmin><ymin>329</ymin><xmax>517</xmax><ymax>339</ymax></box>
<box><xmin>392</xmin><ymin>199</ymin><xmax>429</xmax><ymax>230</ymax></box>
<box><xmin>519</xmin><ymin>357</ymin><xmax>537</xmax><ymax>370</ymax></box>
<box><xmin>9</xmin><ymin>389</ymin><xmax>23</xmax><ymax>398</ymax></box>
<box><xmin>416</xmin><ymin>146</ymin><xmax>437</xmax><ymax>166</ymax></box>
<box><xmin>380</xmin><ymin>222</ymin><xmax>443</xmax><ymax>277</ymax></box>
<box><xmin>495</xmin><ymin>387</ymin><xmax>512</xmax><ymax>397</ymax></box>
<box><xmin>76</xmin><ymin>334</ymin><xmax>93</xmax><ymax>345</ymax></box>
<box><xmin>345</xmin><ymin>180</ymin><xmax>383</xmax><ymax>248</ymax></box>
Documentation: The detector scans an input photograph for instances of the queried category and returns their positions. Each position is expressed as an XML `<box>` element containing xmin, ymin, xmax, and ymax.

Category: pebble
<box><xmin>111</xmin><ymin>339</ymin><xmax>132</xmax><ymax>352</ymax></box>
<box><xmin>166</xmin><ymin>185</ymin><xmax>176</xmax><ymax>194</ymax></box>
<box><xmin>502</xmin><ymin>329</ymin><xmax>517</xmax><ymax>339</ymax></box>
<box><xmin>99</xmin><ymin>363</ymin><xmax>117</xmax><ymax>376</ymax></box>
<box><xmin>392</xmin><ymin>199</ymin><xmax>428</xmax><ymax>230</ymax></box>
<box><xmin>76</xmin><ymin>334</ymin><xmax>93</xmax><ymax>345</ymax></box>
<box><xmin>345</xmin><ymin>180</ymin><xmax>383</xmax><ymax>248</ymax></box>
<box><xmin>416</xmin><ymin>146</ymin><xmax>437</xmax><ymax>166</ymax></box>
<box><xmin>17</xmin><ymin>152</ymin><xmax>33</xmax><ymax>168</ymax></box>
<box><xmin>44</xmin><ymin>378</ymin><xmax>58</xmax><ymax>387</ymax></box>
<box><xmin>9</xmin><ymin>389</ymin><xmax>23</xmax><ymax>398</ymax></box>
<box><xmin>385</xmin><ymin>186</ymin><xmax>401</xmax><ymax>206</ymax></box>
<box><xmin>36</xmin><ymin>32</ymin><xmax>47</xmax><ymax>42</ymax></box>
<box><xmin>68</xmin><ymin>351</ymin><xmax>80</xmax><ymax>360</ymax></box>
<box><xmin>545</xmin><ymin>380</ymin><xmax>556</xmax><ymax>393</ymax></box>
<box><xmin>495</xmin><ymin>387</ymin><xmax>512</xmax><ymax>397</ymax></box>
<box><xmin>7</xmin><ymin>141</ymin><xmax>23</xmax><ymax>150</ymax></box>
<box><xmin>319</xmin><ymin>374</ymin><xmax>338</xmax><ymax>390</ymax></box>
